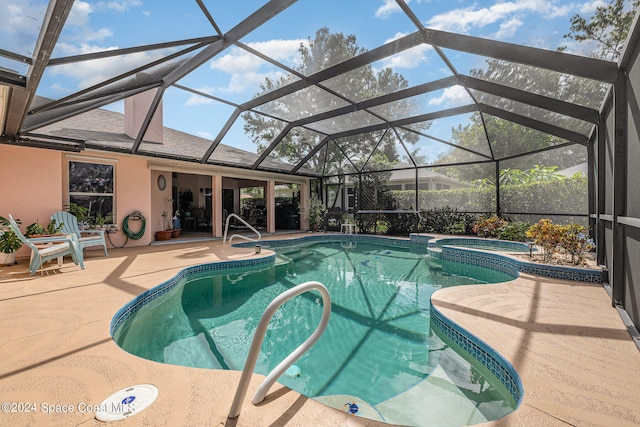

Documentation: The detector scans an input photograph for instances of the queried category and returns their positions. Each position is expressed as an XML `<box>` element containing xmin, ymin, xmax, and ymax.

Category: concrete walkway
<box><xmin>1</xmin><ymin>236</ymin><xmax>639</xmax><ymax>426</ymax></box>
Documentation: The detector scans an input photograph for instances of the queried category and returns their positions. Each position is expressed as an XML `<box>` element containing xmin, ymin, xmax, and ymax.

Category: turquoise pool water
<box><xmin>432</xmin><ymin>237</ymin><xmax>533</xmax><ymax>253</ymax></box>
<box><xmin>113</xmin><ymin>240</ymin><xmax>518</xmax><ymax>426</ymax></box>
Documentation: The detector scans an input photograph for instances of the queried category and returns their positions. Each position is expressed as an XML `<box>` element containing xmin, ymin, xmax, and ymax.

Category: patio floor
<box><xmin>1</xmin><ymin>235</ymin><xmax>639</xmax><ymax>426</ymax></box>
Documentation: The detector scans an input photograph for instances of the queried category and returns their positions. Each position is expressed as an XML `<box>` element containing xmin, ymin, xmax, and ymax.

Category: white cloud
<box><xmin>494</xmin><ymin>18</ymin><xmax>523</xmax><ymax>39</ymax></box>
<box><xmin>63</xmin><ymin>0</ymin><xmax>143</xmax><ymax>44</ymax></box>
<box><xmin>0</xmin><ymin>0</ymin><xmax>48</xmax><ymax>49</ymax></box>
<box><xmin>383</xmin><ymin>44</ymin><xmax>432</xmax><ymax>69</ymax></box>
<box><xmin>546</xmin><ymin>3</ymin><xmax>576</xmax><ymax>18</ymax></box>
<box><xmin>94</xmin><ymin>1</ymin><xmax>142</xmax><ymax>13</ymax></box>
<box><xmin>104</xmin><ymin>1</ymin><xmax>142</xmax><ymax>13</ymax></box>
<box><xmin>196</xmin><ymin>131</ymin><xmax>214</xmax><ymax>139</ymax></box>
<box><xmin>66</xmin><ymin>1</ymin><xmax>93</xmax><ymax>26</ymax></box>
<box><xmin>48</xmin><ymin>83</ymin><xmax>69</xmax><ymax>93</ymax></box>
<box><xmin>64</xmin><ymin>1</ymin><xmax>115</xmax><ymax>43</ymax></box>
<box><xmin>199</xmin><ymin>39</ymin><xmax>305</xmax><ymax>96</ymax></box>
<box><xmin>428</xmin><ymin>86</ymin><xmax>471</xmax><ymax>107</ymax></box>
<box><xmin>375</xmin><ymin>0</ymin><xmax>403</xmax><ymax>18</ymax></box>
<box><xmin>579</xmin><ymin>0</ymin><xmax>608</xmax><ymax>14</ymax></box>
<box><xmin>184</xmin><ymin>89</ymin><xmax>214</xmax><ymax>107</ymax></box>
<box><xmin>425</xmin><ymin>0</ymin><xmax>580</xmax><ymax>39</ymax></box>
<box><xmin>210</xmin><ymin>39</ymin><xmax>305</xmax><ymax>73</ymax></box>
<box><xmin>378</xmin><ymin>33</ymin><xmax>432</xmax><ymax>70</ymax></box>
<box><xmin>50</xmin><ymin>48</ymin><xmax>163</xmax><ymax>89</ymax></box>
<box><xmin>427</xmin><ymin>4</ymin><xmax>515</xmax><ymax>33</ymax></box>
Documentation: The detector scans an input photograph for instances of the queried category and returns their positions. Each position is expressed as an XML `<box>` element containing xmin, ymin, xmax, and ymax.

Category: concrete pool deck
<box><xmin>1</xmin><ymin>234</ymin><xmax>639</xmax><ymax>426</ymax></box>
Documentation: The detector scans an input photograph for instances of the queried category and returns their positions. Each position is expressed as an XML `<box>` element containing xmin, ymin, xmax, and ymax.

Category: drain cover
<box><xmin>95</xmin><ymin>384</ymin><xmax>158</xmax><ymax>422</ymax></box>
<box><xmin>285</xmin><ymin>365</ymin><xmax>301</xmax><ymax>377</ymax></box>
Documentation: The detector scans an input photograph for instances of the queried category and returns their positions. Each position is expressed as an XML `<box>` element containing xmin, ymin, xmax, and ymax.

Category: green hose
<box><xmin>122</xmin><ymin>211</ymin><xmax>146</xmax><ymax>240</ymax></box>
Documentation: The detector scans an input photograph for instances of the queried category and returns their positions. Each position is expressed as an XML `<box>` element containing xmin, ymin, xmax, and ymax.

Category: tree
<box><xmin>243</xmin><ymin>28</ymin><xmax>426</xmax><ymax>172</ymax></box>
<box><xmin>563</xmin><ymin>0</ymin><xmax>640</xmax><ymax>60</ymax></box>
<box><xmin>435</xmin><ymin>111</ymin><xmax>586</xmax><ymax>183</ymax></box>
<box><xmin>433</xmin><ymin>0</ymin><xmax>640</xmax><ymax>183</ymax></box>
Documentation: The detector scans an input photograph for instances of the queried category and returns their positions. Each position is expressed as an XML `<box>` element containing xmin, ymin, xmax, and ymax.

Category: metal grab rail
<box><xmin>223</xmin><ymin>213</ymin><xmax>262</xmax><ymax>244</ymax></box>
<box><xmin>227</xmin><ymin>281</ymin><xmax>331</xmax><ymax>419</ymax></box>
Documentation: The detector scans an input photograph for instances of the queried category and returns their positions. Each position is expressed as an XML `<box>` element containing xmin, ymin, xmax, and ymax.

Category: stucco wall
<box><xmin>0</xmin><ymin>146</ymin><xmax>154</xmax><ymax>260</ymax></box>
<box><xmin>0</xmin><ymin>145</ymin><xmax>64</xmax><ymax>259</ymax></box>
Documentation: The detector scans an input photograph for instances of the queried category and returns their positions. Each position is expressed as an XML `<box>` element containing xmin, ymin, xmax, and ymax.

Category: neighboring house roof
<box><xmin>387</xmin><ymin>162</ymin><xmax>466</xmax><ymax>186</ymax></box>
<box><xmin>557</xmin><ymin>162</ymin><xmax>588</xmax><ymax>177</ymax></box>
<box><xmin>35</xmin><ymin>102</ymin><xmax>306</xmax><ymax>174</ymax></box>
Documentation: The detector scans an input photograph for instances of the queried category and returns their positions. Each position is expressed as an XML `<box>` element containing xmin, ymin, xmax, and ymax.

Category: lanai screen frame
<box><xmin>0</xmin><ymin>0</ymin><xmax>621</xmax><ymax>225</ymax></box>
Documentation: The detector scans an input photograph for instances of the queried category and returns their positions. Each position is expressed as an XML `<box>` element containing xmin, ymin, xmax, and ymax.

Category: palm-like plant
<box><xmin>0</xmin><ymin>216</ymin><xmax>23</xmax><ymax>255</ymax></box>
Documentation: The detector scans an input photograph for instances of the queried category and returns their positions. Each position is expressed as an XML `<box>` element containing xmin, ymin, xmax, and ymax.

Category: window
<box><xmin>68</xmin><ymin>161</ymin><xmax>114</xmax><ymax>224</ymax></box>
<box><xmin>347</xmin><ymin>188</ymin><xmax>354</xmax><ymax>212</ymax></box>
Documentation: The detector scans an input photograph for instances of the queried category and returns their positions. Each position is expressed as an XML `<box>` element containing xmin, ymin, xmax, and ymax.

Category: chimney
<box><xmin>124</xmin><ymin>88</ymin><xmax>163</xmax><ymax>143</ymax></box>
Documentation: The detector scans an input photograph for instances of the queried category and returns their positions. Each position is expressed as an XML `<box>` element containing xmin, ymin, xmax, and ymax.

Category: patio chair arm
<box><xmin>29</xmin><ymin>235</ymin><xmax>74</xmax><ymax>244</ymax></box>
<box><xmin>81</xmin><ymin>229</ymin><xmax>106</xmax><ymax>236</ymax></box>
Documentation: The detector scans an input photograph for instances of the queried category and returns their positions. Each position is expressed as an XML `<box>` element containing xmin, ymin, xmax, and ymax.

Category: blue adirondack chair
<box><xmin>8</xmin><ymin>215</ymin><xmax>85</xmax><ymax>276</ymax></box>
<box><xmin>50</xmin><ymin>211</ymin><xmax>108</xmax><ymax>256</ymax></box>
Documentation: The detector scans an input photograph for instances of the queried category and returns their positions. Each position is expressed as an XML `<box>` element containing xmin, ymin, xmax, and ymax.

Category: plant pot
<box><xmin>155</xmin><ymin>230</ymin><xmax>172</xmax><ymax>241</ymax></box>
<box><xmin>171</xmin><ymin>229</ymin><xmax>181</xmax><ymax>238</ymax></box>
<box><xmin>0</xmin><ymin>251</ymin><xmax>16</xmax><ymax>266</ymax></box>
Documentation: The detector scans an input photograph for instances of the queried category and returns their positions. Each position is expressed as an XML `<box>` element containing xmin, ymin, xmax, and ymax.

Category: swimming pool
<box><xmin>112</xmin><ymin>237</ymin><xmax>521</xmax><ymax>426</ymax></box>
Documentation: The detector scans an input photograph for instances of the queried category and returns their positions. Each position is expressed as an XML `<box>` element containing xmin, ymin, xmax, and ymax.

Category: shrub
<box><xmin>558</xmin><ymin>223</ymin><xmax>594</xmax><ymax>265</ymax></box>
<box><xmin>386</xmin><ymin>212</ymin><xmax>420</xmax><ymax>235</ymax></box>
<box><xmin>526</xmin><ymin>219</ymin><xmax>564</xmax><ymax>262</ymax></box>
<box><xmin>497</xmin><ymin>221</ymin><xmax>532</xmax><ymax>242</ymax></box>
<box><xmin>472</xmin><ymin>215</ymin><xmax>508</xmax><ymax>238</ymax></box>
<box><xmin>445</xmin><ymin>221</ymin><xmax>469</xmax><ymax>235</ymax></box>
<box><xmin>307</xmin><ymin>196</ymin><xmax>327</xmax><ymax>231</ymax></box>
<box><xmin>419</xmin><ymin>207</ymin><xmax>477</xmax><ymax>234</ymax></box>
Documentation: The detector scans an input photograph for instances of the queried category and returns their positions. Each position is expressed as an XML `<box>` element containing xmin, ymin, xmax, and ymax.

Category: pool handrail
<box><xmin>223</xmin><ymin>213</ymin><xmax>262</xmax><ymax>244</ymax></box>
<box><xmin>228</xmin><ymin>281</ymin><xmax>331</xmax><ymax>419</ymax></box>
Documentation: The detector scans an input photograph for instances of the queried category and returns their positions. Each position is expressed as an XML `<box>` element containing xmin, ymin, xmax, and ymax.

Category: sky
<box><xmin>0</xmin><ymin>0</ymin><xmax>622</xmax><ymax>163</ymax></box>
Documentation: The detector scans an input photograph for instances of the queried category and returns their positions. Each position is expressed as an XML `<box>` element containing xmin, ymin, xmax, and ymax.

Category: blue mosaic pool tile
<box><xmin>408</xmin><ymin>233</ymin><xmax>434</xmax><ymax>245</ymax></box>
<box><xmin>437</xmin><ymin>246</ymin><xmax>602</xmax><ymax>283</ymax></box>
<box><xmin>420</xmin><ymin>236</ymin><xmax>601</xmax><ymax>283</ymax></box>
<box><xmin>431</xmin><ymin>304</ymin><xmax>524</xmax><ymax>406</ymax></box>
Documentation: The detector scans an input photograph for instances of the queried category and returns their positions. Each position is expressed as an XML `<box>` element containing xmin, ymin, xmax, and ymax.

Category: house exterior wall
<box><xmin>0</xmin><ymin>146</ymin><xmax>154</xmax><ymax>259</ymax></box>
<box><xmin>0</xmin><ymin>145</ymin><xmax>64</xmax><ymax>259</ymax></box>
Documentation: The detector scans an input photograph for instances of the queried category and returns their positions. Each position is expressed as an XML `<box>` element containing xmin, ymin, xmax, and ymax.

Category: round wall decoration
<box><xmin>157</xmin><ymin>174</ymin><xmax>166</xmax><ymax>190</ymax></box>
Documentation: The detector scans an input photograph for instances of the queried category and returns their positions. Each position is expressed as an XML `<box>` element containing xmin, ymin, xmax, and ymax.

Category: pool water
<box><xmin>114</xmin><ymin>240</ymin><xmax>518</xmax><ymax>426</ymax></box>
<box><xmin>432</xmin><ymin>238</ymin><xmax>532</xmax><ymax>253</ymax></box>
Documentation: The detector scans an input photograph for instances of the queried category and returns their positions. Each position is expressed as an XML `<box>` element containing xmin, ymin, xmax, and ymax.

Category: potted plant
<box><xmin>171</xmin><ymin>210</ymin><xmax>181</xmax><ymax>238</ymax></box>
<box><xmin>91</xmin><ymin>212</ymin><xmax>106</xmax><ymax>230</ymax></box>
<box><xmin>307</xmin><ymin>196</ymin><xmax>327</xmax><ymax>232</ymax></box>
<box><xmin>0</xmin><ymin>216</ymin><xmax>22</xmax><ymax>265</ymax></box>
<box><xmin>65</xmin><ymin>203</ymin><xmax>90</xmax><ymax>229</ymax></box>
<box><xmin>155</xmin><ymin>211</ymin><xmax>172</xmax><ymax>241</ymax></box>
<box><xmin>24</xmin><ymin>219</ymin><xmax>64</xmax><ymax>238</ymax></box>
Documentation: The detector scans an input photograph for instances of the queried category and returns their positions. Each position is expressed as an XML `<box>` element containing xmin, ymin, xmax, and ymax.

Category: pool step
<box><xmin>374</xmin><ymin>365</ymin><xmax>492</xmax><ymax>426</ymax></box>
